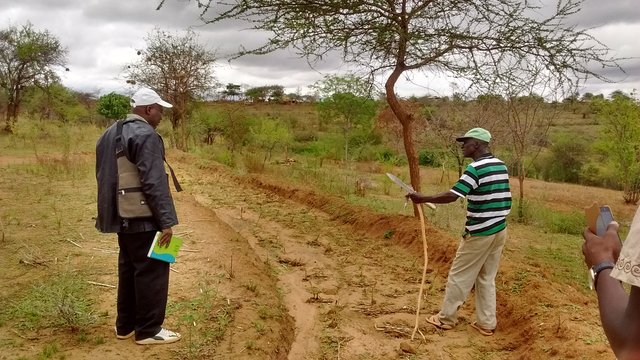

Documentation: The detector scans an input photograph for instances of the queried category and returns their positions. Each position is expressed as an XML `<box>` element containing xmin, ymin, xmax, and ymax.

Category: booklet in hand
<box><xmin>147</xmin><ymin>232</ymin><xmax>183</xmax><ymax>263</ymax></box>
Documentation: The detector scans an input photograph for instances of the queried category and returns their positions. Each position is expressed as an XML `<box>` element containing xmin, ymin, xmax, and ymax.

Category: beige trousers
<box><xmin>437</xmin><ymin>228</ymin><xmax>507</xmax><ymax>330</ymax></box>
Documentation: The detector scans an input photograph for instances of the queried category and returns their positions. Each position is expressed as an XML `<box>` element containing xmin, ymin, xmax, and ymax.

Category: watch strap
<box><xmin>592</xmin><ymin>261</ymin><xmax>615</xmax><ymax>290</ymax></box>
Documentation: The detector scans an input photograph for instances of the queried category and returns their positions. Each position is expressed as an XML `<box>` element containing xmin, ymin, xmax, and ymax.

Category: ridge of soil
<box><xmin>0</xmin><ymin>149</ymin><xmax>614</xmax><ymax>359</ymax></box>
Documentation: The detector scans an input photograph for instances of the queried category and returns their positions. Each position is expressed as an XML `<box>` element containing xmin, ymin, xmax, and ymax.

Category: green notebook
<box><xmin>147</xmin><ymin>232</ymin><xmax>183</xmax><ymax>263</ymax></box>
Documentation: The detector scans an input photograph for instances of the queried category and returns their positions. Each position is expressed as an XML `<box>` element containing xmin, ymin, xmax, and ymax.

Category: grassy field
<box><xmin>0</xmin><ymin>111</ymin><xmax>632</xmax><ymax>359</ymax></box>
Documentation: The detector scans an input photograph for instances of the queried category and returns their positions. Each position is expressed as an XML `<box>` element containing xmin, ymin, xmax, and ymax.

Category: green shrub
<box><xmin>293</xmin><ymin>130</ymin><xmax>318</xmax><ymax>142</ymax></box>
<box><xmin>213</xmin><ymin>149</ymin><xmax>236</xmax><ymax>168</ymax></box>
<box><xmin>509</xmin><ymin>198</ymin><xmax>584</xmax><ymax>235</ymax></box>
<box><xmin>536</xmin><ymin>133</ymin><xmax>587</xmax><ymax>183</ymax></box>
<box><xmin>418</xmin><ymin>149</ymin><xmax>446</xmax><ymax>167</ymax></box>
<box><xmin>546</xmin><ymin>210</ymin><xmax>585</xmax><ymax>235</ymax></box>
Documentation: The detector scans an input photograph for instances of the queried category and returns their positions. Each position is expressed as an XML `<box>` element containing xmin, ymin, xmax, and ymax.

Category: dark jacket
<box><xmin>95</xmin><ymin>114</ymin><xmax>178</xmax><ymax>233</ymax></box>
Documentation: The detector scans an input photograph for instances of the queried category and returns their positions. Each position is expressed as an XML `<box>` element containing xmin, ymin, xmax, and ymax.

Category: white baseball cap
<box><xmin>130</xmin><ymin>88</ymin><xmax>173</xmax><ymax>108</ymax></box>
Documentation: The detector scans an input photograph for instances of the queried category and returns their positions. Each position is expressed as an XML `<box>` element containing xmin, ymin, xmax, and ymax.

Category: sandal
<box><xmin>425</xmin><ymin>314</ymin><xmax>453</xmax><ymax>330</ymax></box>
<box><xmin>470</xmin><ymin>322</ymin><xmax>494</xmax><ymax>336</ymax></box>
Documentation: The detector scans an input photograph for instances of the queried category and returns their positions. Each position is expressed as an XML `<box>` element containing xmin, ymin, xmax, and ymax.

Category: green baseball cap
<box><xmin>455</xmin><ymin>127</ymin><xmax>491</xmax><ymax>143</ymax></box>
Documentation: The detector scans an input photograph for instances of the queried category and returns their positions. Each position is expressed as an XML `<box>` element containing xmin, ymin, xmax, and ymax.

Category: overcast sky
<box><xmin>1</xmin><ymin>0</ymin><xmax>638</xmax><ymax>98</ymax></box>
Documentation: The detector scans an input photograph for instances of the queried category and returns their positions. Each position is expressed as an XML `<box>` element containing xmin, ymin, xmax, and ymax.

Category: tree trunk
<box><xmin>518</xmin><ymin>161</ymin><xmax>525</xmax><ymax>220</ymax></box>
<box><xmin>4</xmin><ymin>98</ymin><xmax>18</xmax><ymax>133</ymax></box>
<box><xmin>385</xmin><ymin>65</ymin><xmax>421</xmax><ymax>217</ymax></box>
<box><xmin>343</xmin><ymin>127</ymin><xmax>349</xmax><ymax>164</ymax></box>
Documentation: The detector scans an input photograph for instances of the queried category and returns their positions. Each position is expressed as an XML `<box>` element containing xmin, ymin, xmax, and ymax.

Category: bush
<box><xmin>509</xmin><ymin>198</ymin><xmax>584</xmax><ymax>235</ymax></box>
<box><xmin>293</xmin><ymin>130</ymin><xmax>318</xmax><ymax>142</ymax></box>
<box><xmin>418</xmin><ymin>149</ymin><xmax>446</xmax><ymax>167</ymax></box>
<box><xmin>213</xmin><ymin>149</ymin><xmax>236</xmax><ymax>168</ymax></box>
<box><xmin>96</xmin><ymin>92</ymin><xmax>130</xmax><ymax>121</ymax></box>
<box><xmin>189</xmin><ymin>107</ymin><xmax>224</xmax><ymax>145</ymax></box>
<box><xmin>536</xmin><ymin>133</ymin><xmax>587</xmax><ymax>183</ymax></box>
<box><xmin>291</xmin><ymin>134</ymin><xmax>342</xmax><ymax>161</ymax></box>
<box><xmin>374</xmin><ymin>148</ymin><xmax>406</xmax><ymax>166</ymax></box>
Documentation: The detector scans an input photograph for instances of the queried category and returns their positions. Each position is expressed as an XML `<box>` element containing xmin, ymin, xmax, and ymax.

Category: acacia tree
<box><xmin>244</xmin><ymin>85</ymin><xmax>285</xmax><ymax>102</ymax></box>
<box><xmin>249</xmin><ymin>118</ymin><xmax>294</xmax><ymax>167</ymax></box>
<box><xmin>23</xmin><ymin>83</ymin><xmax>89</xmax><ymax>123</ymax></box>
<box><xmin>125</xmin><ymin>28</ymin><xmax>217</xmax><ymax>150</ymax></box>
<box><xmin>312</xmin><ymin>74</ymin><xmax>377</xmax><ymax>135</ymax></box>
<box><xmin>222</xmin><ymin>83</ymin><xmax>242</xmax><ymax>101</ymax></box>
<box><xmin>503</xmin><ymin>92</ymin><xmax>557</xmax><ymax>219</ymax></box>
<box><xmin>162</xmin><ymin>0</ymin><xmax>620</xmax><ymax>215</ymax></box>
<box><xmin>592</xmin><ymin>91</ymin><xmax>640</xmax><ymax>203</ymax></box>
<box><xmin>0</xmin><ymin>23</ymin><xmax>67</xmax><ymax>132</ymax></box>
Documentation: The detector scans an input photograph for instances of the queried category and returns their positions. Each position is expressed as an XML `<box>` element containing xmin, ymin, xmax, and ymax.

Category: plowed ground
<box><xmin>1</xmin><ymin>148</ymin><xmax>631</xmax><ymax>360</ymax></box>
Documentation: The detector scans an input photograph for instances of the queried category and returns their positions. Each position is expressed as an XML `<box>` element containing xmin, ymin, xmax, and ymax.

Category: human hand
<box><xmin>406</xmin><ymin>191</ymin><xmax>421</xmax><ymax>203</ymax></box>
<box><xmin>158</xmin><ymin>228</ymin><xmax>173</xmax><ymax>248</ymax></box>
<box><xmin>582</xmin><ymin>222</ymin><xmax>621</xmax><ymax>268</ymax></box>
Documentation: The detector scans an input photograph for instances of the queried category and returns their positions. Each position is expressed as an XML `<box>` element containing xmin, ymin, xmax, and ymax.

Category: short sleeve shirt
<box><xmin>611</xmin><ymin>206</ymin><xmax>640</xmax><ymax>287</ymax></box>
<box><xmin>449</xmin><ymin>154</ymin><xmax>512</xmax><ymax>236</ymax></box>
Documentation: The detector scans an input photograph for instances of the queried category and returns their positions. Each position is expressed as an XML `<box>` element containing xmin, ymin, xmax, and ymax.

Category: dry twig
<box><xmin>91</xmin><ymin>247</ymin><xmax>118</xmax><ymax>254</ymax></box>
<box><xmin>65</xmin><ymin>238</ymin><xmax>82</xmax><ymax>248</ymax></box>
<box><xmin>87</xmin><ymin>281</ymin><xmax>116</xmax><ymax>288</ymax></box>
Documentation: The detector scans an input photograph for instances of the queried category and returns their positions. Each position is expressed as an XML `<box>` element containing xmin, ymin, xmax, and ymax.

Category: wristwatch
<box><xmin>589</xmin><ymin>261</ymin><xmax>615</xmax><ymax>290</ymax></box>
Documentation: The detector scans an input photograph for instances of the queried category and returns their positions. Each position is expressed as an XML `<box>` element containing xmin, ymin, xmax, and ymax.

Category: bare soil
<box><xmin>0</xmin><ymin>149</ymin><xmax>625</xmax><ymax>359</ymax></box>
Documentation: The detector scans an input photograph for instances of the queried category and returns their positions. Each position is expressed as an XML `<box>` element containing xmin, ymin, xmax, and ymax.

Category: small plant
<box><xmin>242</xmin><ymin>152</ymin><xmax>265</xmax><ymax>173</ymax></box>
<box><xmin>169</xmin><ymin>284</ymin><xmax>233</xmax><ymax>359</ymax></box>
<box><xmin>510</xmin><ymin>270</ymin><xmax>530</xmax><ymax>294</ymax></box>
<box><xmin>277</xmin><ymin>256</ymin><xmax>305</xmax><ymax>267</ymax></box>
<box><xmin>383</xmin><ymin>230</ymin><xmax>395</xmax><ymax>239</ymax></box>
<box><xmin>253</xmin><ymin>320</ymin><xmax>266</xmax><ymax>334</ymax></box>
<box><xmin>244</xmin><ymin>280</ymin><xmax>258</xmax><ymax>293</ymax></box>
<box><xmin>38</xmin><ymin>343</ymin><xmax>59</xmax><ymax>359</ymax></box>
<box><xmin>257</xmin><ymin>305</ymin><xmax>280</xmax><ymax>320</ymax></box>
<box><xmin>213</xmin><ymin>149</ymin><xmax>236</xmax><ymax>168</ymax></box>
<box><xmin>245</xmin><ymin>339</ymin><xmax>257</xmax><ymax>350</ymax></box>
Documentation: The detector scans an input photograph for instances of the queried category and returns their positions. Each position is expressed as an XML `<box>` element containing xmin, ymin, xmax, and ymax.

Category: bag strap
<box><xmin>116</xmin><ymin>119</ymin><xmax>183</xmax><ymax>193</ymax></box>
<box><xmin>158</xmin><ymin>134</ymin><xmax>183</xmax><ymax>192</ymax></box>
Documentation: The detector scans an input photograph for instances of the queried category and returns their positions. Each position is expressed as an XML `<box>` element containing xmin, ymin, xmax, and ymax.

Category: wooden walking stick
<box><xmin>411</xmin><ymin>203</ymin><xmax>429</xmax><ymax>340</ymax></box>
<box><xmin>385</xmin><ymin>174</ymin><xmax>434</xmax><ymax>340</ymax></box>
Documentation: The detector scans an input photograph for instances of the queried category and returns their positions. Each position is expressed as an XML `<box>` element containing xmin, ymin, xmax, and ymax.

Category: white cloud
<box><xmin>1</xmin><ymin>0</ymin><xmax>638</xmax><ymax>98</ymax></box>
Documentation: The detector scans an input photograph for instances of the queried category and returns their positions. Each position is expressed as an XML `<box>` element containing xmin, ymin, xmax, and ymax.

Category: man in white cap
<box><xmin>95</xmin><ymin>88</ymin><xmax>181</xmax><ymax>344</ymax></box>
<box><xmin>407</xmin><ymin>127</ymin><xmax>512</xmax><ymax>336</ymax></box>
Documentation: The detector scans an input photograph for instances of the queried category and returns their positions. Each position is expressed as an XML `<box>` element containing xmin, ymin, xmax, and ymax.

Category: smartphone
<box><xmin>585</xmin><ymin>204</ymin><xmax>620</xmax><ymax>290</ymax></box>
<box><xmin>585</xmin><ymin>203</ymin><xmax>618</xmax><ymax>238</ymax></box>
<box><xmin>596</xmin><ymin>206</ymin><xmax>615</xmax><ymax>236</ymax></box>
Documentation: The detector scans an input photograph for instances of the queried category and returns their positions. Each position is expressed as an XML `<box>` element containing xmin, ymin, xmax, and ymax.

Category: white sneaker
<box><xmin>135</xmin><ymin>328</ymin><xmax>181</xmax><ymax>345</ymax></box>
<box><xmin>114</xmin><ymin>326</ymin><xmax>135</xmax><ymax>340</ymax></box>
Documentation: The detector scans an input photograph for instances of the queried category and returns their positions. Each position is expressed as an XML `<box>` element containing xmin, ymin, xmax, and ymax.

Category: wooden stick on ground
<box><xmin>87</xmin><ymin>281</ymin><xmax>116</xmax><ymax>288</ymax></box>
<box><xmin>411</xmin><ymin>204</ymin><xmax>429</xmax><ymax>340</ymax></box>
<box><xmin>0</xmin><ymin>216</ymin><xmax>5</xmax><ymax>242</ymax></box>
<box><xmin>65</xmin><ymin>238</ymin><xmax>82</xmax><ymax>248</ymax></box>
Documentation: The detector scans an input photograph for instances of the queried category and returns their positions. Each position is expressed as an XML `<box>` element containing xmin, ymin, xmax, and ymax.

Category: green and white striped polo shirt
<box><xmin>450</xmin><ymin>153</ymin><xmax>512</xmax><ymax>236</ymax></box>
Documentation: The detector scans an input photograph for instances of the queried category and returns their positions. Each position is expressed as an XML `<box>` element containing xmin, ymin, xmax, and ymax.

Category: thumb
<box><xmin>606</xmin><ymin>221</ymin><xmax>620</xmax><ymax>234</ymax></box>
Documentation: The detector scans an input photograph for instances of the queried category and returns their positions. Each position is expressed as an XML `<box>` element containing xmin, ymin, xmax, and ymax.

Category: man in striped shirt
<box><xmin>407</xmin><ymin>127</ymin><xmax>512</xmax><ymax>336</ymax></box>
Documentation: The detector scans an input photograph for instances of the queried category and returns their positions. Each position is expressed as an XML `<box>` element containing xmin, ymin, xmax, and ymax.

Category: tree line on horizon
<box><xmin>1</xmin><ymin>5</ymin><xmax>638</xmax><ymax>215</ymax></box>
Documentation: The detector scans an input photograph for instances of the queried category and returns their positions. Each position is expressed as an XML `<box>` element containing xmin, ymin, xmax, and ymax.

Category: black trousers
<box><xmin>116</xmin><ymin>231</ymin><xmax>170</xmax><ymax>340</ymax></box>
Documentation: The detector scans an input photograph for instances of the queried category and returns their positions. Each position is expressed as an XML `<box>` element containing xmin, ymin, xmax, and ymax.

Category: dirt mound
<box><xmin>240</xmin><ymin>173</ymin><xmax>606</xmax><ymax>359</ymax></box>
<box><xmin>245</xmin><ymin>174</ymin><xmax>458</xmax><ymax>274</ymax></box>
